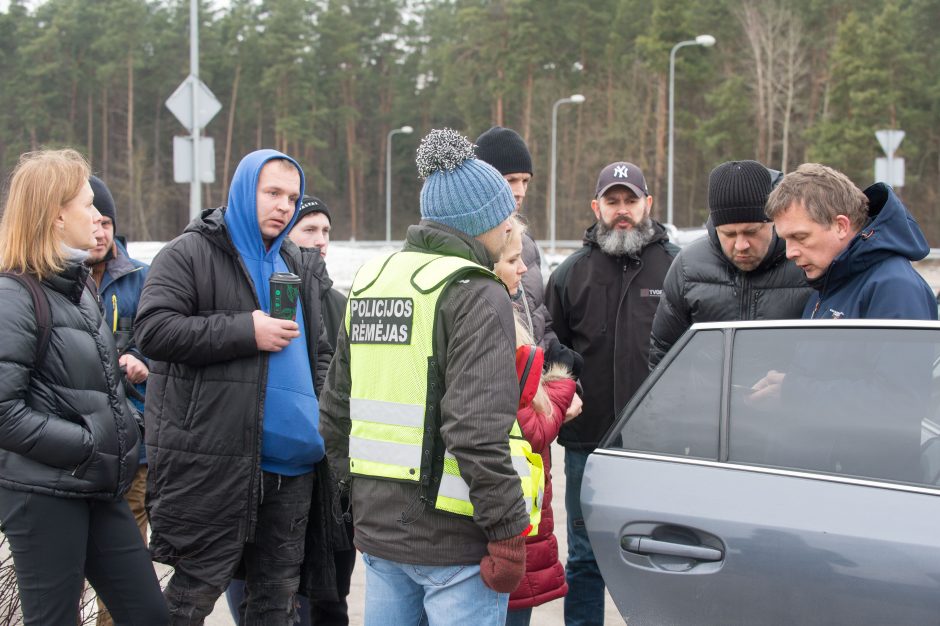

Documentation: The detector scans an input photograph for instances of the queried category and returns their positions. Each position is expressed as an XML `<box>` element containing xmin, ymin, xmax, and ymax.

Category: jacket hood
<box><xmin>183</xmin><ymin>206</ymin><xmax>234</xmax><ymax>256</ymax></box>
<box><xmin>224</xmin><ymin>149</ymin><xmax>305</xmax><ymax>263</ymax></box>
<box><xmin>404</xmin><ymin>220</ymin><xmax>495</xmax><ymax>268</ymax></box>
<box><xmin>706</xmin><ymin>216</ymin><xmax>786</xmax><ymax>274</ymax></box>
<box><xmin>811</xmin><ymin>183</ymin><xmax>929</xmax><ymax>291</ymax></box>
<box><xmin>582</xmin><ymin>220</ymin><xmax>672</xmax><ymax>255</ymax></box>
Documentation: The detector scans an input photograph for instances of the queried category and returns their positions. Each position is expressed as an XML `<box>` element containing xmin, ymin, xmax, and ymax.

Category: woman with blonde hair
<box><xmin>0</xmin><ymin>149</ymin><xmax>168</xmax><ymax>624</ymax></box>
<box><xmin>494</xmin><ymin>216</ymin><xmax>582</xmax><ymax>625</ymax></box>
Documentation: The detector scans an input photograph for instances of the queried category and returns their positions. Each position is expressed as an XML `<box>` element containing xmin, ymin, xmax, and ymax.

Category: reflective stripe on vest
<box><xmin>434</xmin><ymin>421</ymin><xmax>544</xmax><ymax>531</ymax></box>
<box><xmin>345</xmin><ymin>251</ymin><xmax>543</xmax><ymax>533</ymax></box>
<box><xmin>348</xmin><ymin>397</ymin><xmax>424</xmax><ymax>480</ymax></box>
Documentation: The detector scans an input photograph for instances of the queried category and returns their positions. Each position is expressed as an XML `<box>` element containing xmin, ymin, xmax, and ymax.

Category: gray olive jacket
<box><xmin>319</xmin><ymin>220</ymin><xmax>529</xmax><ymax>565</ymax></box>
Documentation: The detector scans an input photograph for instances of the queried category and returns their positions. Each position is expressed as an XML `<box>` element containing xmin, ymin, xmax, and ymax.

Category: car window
<box><xmin>729</xmin><ymin>328</ymin><xmax>938</xmax><ymax>487</ymax></box>
<box><xmin>611</xmin><ymin>330</ymin><xmax>722</xmax><ymax>459</ymax></box>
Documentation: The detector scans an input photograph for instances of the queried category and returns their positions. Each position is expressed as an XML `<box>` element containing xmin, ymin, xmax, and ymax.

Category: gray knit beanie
<box><xmin>417</xmin><ymin>129</ymin><xmax>516</xmax><ymax>236</ymax></box>
<box><xmin>708</xmin><ymin>160</ymin><xmax>773</xmax><ymax>226</ymax></box>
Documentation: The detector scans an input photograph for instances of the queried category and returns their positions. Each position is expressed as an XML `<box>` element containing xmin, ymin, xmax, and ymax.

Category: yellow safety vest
<box><xmin>345</xmin><ymin>250</ymin><xmax>543</xmax><ymax>533</ymax></box>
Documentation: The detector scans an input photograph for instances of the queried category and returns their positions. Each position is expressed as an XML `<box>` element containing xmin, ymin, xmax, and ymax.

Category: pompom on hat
<box><xmin>417</xmin><ymin>128</ymin><xmax>516</xmax><ymax>237</ymax></box>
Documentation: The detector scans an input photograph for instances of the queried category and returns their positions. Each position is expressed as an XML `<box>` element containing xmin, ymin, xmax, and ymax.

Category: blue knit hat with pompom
<box><xmin>417</xmin><ymin>129</ymin><xmax>516</xmax><ymax>236</ymax></box>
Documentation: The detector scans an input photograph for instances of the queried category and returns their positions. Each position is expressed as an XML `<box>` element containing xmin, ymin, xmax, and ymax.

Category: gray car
<box><xmin>582</xmin><ymin>320</ymin><xmax>940</xmax><ymax>626</ymax></box>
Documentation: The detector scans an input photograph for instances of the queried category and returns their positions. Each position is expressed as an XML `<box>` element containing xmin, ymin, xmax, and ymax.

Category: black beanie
<box><xmin>474</xmin><ymin>126</ymin><xmax>533</xmax><ymax>176</ymax></box>
<box><xmin>296</xmin><ymin>195</ymin><xmax>331</xmax><ymax>224</ymax></box>
<box><xmin>89</xmin><ymin>175</ymin><xmax>117</xmax><ymax>232</ymax></box>
<box><xmin>708</xmin><ymin>160</ymin><xmax>773</xmax><ymax>226</ymax></box>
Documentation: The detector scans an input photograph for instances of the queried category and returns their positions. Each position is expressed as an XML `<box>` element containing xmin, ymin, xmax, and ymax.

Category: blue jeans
<box><xmin>563</xmin><ymin>449</ymin><xmax>605</xmax><ymax>626</ymax></box>
<box><xmin>362</xmin><ymin>553</ymin><xmax>508</xmax><ymax>626</ymax></box>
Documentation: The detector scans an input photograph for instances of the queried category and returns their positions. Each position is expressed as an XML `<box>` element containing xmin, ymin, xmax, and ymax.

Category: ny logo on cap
<box><xmin>613</xmin><ymin>165</ymin><xmax>629</xmax><ymax>179</ymax></box>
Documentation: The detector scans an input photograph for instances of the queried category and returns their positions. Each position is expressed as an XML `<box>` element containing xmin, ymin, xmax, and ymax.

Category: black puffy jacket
<box><xmin>546</xmin><ymin>222</ymin><xmax>679</xmax><ymax>451</ymax></box>
<box><xmin>648</xmin><ymin>221</ymin><xmax>812</xmax><ymax>369</ymax></box>
<box><xmin>0</xmin><ymin>263</ymin><xmax>139</xmax><ymax>499</ymax></box>
<box><xmin>135</xmin><ymin>207</ymin><xmax>340</xmax><ymax>591</ymax></box>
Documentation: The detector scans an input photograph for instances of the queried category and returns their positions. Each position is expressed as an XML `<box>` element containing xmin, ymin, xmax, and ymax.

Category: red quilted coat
<box><xmin>509</xmin><ymin>368</ymin><xmax>577</xmax><ymax>611</ymax></box>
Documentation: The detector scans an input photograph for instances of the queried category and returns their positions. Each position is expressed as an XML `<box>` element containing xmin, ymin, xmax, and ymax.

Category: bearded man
<box><xmin>544</xmin><ymin>160</ymin><xmax>678</xmax><ymax>626</ymax></box>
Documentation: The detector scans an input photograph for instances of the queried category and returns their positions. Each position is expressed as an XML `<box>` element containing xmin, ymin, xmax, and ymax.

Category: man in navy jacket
<box><xmin>766</xmin><ymin>162</ymin><xmax>936</xmax><ymax>321</ymax></box>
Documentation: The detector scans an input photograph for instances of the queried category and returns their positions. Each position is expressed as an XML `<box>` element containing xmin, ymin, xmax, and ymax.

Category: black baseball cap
<box><xmin>594</xmin><ymin>161</ymin><xmax>649</xmax><ymax>199</ymax></box>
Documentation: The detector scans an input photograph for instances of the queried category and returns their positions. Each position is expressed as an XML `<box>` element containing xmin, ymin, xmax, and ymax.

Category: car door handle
<box><xmin>621</xmin><ymin>535</ymin><xmax>723</xmax><ymax>561</ymax></box>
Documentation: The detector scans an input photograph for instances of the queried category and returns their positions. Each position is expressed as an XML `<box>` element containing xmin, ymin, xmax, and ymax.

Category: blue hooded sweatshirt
<box><xmin>224</xmin><ymin>149</ymin><xmax>325</xmax><ymax>475</ymax></box>
<box><xmin>804</xmin><ymin>183</ymin><xmax>937</xmax><ymax>321</ymax></box>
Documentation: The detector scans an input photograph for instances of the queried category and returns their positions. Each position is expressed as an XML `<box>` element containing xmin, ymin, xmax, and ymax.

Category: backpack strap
<box><xmin>0</xmin><ymin>272</ymin><xmax>52</xmax><ymax>365</ymax></box>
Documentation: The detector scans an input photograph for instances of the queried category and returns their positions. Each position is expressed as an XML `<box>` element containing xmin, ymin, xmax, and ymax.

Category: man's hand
<box><xmin>252</xmin><ymin>310</ymin><xmax>300</xmax><ymax>352</ymax></box>
<box><xmin>564</xmin><ymin>394</ymin><xmax>583</xmax><ymax>422</ymax></box>
<box><xmin>748</xmin><ymin>369</ymin><xmax>785</xmax><ymax>403</ymax></box>
<box><xmin>119</xmin><ymin>353</ymin><xmax>149</xmax><ymax>383</ymax></box>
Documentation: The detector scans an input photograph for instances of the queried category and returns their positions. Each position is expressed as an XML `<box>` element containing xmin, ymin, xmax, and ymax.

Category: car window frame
<box><xmin>598</xmin><ymin>319</ymin><xmax>940</xmax><ymax>495</ymax></box>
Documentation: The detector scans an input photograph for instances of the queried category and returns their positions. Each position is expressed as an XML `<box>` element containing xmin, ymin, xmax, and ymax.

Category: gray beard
<box><xmin>595</xmin><ymin>217</ymin><xmax>655</xmax><ymax>257</ymax></box>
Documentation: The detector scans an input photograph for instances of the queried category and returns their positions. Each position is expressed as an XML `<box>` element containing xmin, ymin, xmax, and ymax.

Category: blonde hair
<box><xmin>0</xmin><ymin>149</ymin><xmax>90</xmax><ymax>280</ymax></box>
<box><xmin>503</xmin><ymin>215</ymin><xmax>526</xmax><ymax>259</ymax></box>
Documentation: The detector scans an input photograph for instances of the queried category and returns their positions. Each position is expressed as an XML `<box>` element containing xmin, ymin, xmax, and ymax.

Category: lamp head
<box><xmin>570</xmin><ymin>94</ymin><xmax>586</xmax><ymax>103</ymax></box>
<box><xmin>696</xmin><ymin>34</ymin><xmax>716</xmax><ymax>47</ymax></box>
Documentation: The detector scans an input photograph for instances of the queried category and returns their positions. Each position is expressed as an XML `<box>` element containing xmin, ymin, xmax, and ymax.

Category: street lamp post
<box><xmin>189</xmin><ymin>0</ymin><xmax>200</xmax><ymax>220</ymax></box>
<box><xmin>386</xmin><ymin>125</ymin><xmax>414</xmax><ymax>242</ymax></box>
<box><xmin>668</xmin><ymin>34</ymin><xmax>715</xmax><ymax>226</ymax></box>
<box><xmin>550</xmin><ymin>94</ymin><xmax>585</xmax><ymax>254</ymax></box>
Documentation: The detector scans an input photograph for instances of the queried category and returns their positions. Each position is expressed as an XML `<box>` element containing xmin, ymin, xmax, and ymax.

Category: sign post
<box><xmin>165</xmin><ymin>0</ymin><xmax>222</xmax><ymax>220</ymax></box>
<box><xmin>875</xmin><ymin>129</ymin><xmax>905</xmax><ymax>189</ymax></box>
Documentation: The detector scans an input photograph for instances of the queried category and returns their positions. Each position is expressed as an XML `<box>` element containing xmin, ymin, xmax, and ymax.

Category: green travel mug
<box><xmin>270</xmin><ymin>272</ymin><xmax>301</xmax><ymax>320</ymax></box>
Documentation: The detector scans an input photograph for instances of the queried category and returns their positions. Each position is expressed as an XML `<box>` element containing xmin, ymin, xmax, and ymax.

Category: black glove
<box><xmin>544</xmin><ymin>339</ymin><xmax>584</xmax><ymax>379</ymax></box>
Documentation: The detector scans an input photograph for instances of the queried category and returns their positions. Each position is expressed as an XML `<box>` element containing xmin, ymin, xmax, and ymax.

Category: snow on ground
<box><xmin>129</xmin><ymin>232</ymin><xmax>940</xmax><ymax>297</ymax></box>
<box><xmin>128</xmin><ymin>227</ymin><xmax>711</xmax><ymax>296</ymax></box>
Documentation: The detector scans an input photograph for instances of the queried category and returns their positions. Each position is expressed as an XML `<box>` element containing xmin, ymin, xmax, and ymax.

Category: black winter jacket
<box><xmin>546</xmin><ymin>222</ymin><xmax>678</xmax><ymax>451</ymax></box>
<box><xmin>648</xmin><ymin>221</ymin><xmax>811</xmax><ymax>368</ymax></box>
<box><xmin>0</xmin><ymin>263</ymin><xmax>140</xmax><ymax>499</ymax></box>
<box><xmin>135</xmin><ymin>207</ymin><xmax>340</xmax><ymax>592</ymax></box>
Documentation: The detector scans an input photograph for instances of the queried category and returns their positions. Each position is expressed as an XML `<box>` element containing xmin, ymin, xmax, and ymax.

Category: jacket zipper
<box><xmin>611</xmin><ymin>257</ymin><xmax>640</xmax><ymax>418</ymax></box>
<box><xmin>738</xmin><ymin>272</ymin><xmax>750</xmax><ymax>319</ymax></box>
<box><xmin>233</xmin><ymin>252</ymin><xmax>266</xmax><ymax>543</ymax></box>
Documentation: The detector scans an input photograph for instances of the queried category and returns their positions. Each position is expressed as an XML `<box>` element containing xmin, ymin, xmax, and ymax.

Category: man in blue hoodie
<box><xmin>136</xmin><ymin>150</ymin><xmax>337</xmax><ymax>625</ymax></box>
<box><xmin>765</xmin><ymin>162</ymin><xmax>936</xmax><ymax>320</ymax></box>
